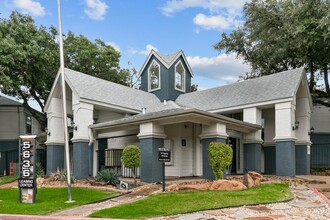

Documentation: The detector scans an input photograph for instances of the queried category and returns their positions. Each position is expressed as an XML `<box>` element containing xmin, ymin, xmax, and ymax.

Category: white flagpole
<box><xmin>57</xmin><ymin>0</ymin><xmax>73</xmax><ymax>202</ymax></box>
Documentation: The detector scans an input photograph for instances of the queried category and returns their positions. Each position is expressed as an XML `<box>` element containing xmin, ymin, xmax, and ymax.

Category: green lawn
<box><xmin>90</xmin><ymin>183</ymin><xmax>291</xmax><ymax>219</ymax></box>
<box><xmin>0</xmin><ymin>187</ymin><xmax>118</xmax><ymax>215</ymax></box>
<box><xmin>0</xmin><ymin>176</ymin><xmax>18</xmax><ymax>185</ymax></box>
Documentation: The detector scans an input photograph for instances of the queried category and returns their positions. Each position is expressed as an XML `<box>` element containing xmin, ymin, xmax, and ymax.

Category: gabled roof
<box><xmin>63</xmin><ymin>68</ymin><xmax>179</xmax><ymax>113</ymax></box>
<box><xmin>176</xmin><ymin>68</ymin><xmax>306</xmax><ymax>112</ymax></box>
<box><xmin>0</xmin><ymin>95</ymin><xmax>22</xmax><ymax>106</ymax></box>
<box><xmin>138</xmin><ymin>50</ymin><xmax>193</xmax><ymax>77</ymax></box>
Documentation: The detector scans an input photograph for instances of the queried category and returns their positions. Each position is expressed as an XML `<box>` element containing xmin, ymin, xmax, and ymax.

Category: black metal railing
<box><xmin>97</xmin><ymin>149</ymin><xmax>140</xmax><ymax>178</ymax></box>
<box><xmin>311</xmin><ymin>143</ymin><xmax>330</xmax><ymax>169</ymax></box>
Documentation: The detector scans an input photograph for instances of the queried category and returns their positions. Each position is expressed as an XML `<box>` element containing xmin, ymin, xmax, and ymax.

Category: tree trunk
<box><xmin>309</xmin><ymin>59</ymin><xmax>315</xmax><ymax>92</ymax></box>
<box><xmin>324</xmin><ymin>65</ymin><xmax>330</xmax><ymax>97</ymax></box>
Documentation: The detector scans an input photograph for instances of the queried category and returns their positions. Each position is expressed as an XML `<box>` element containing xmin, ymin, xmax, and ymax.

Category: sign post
<box><xmin>158</xmin><ymin>148</ymin><xmax>171</xmax><ymax>192</ymax></box>
<box><xmin>18</xmin><ymin>135</ymin><xmax>37</xmax><ymax>203</ymax></box>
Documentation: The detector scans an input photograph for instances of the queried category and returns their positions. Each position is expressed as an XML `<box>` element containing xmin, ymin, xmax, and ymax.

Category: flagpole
<box><xmin>57</xmin><ymin>0</ymin><xmax>73</xmax><ymax>202</ymax></box>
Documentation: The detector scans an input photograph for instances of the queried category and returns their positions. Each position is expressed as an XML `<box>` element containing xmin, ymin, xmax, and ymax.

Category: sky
<box><xmin>0</xmin><ymin>0</ymin><xmax>251</xmax><ymax>107</ymax></box>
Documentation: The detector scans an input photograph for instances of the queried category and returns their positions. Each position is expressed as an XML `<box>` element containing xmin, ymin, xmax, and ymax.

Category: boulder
<box><xmin>243</xmin><ymin>171</ymin><xmax>263</xmax><ymax>188</ymax></box>
<box><xmin>209</xmin><ymin>180</ymin><xmax>247</xmax><ymax>191</ymax></box>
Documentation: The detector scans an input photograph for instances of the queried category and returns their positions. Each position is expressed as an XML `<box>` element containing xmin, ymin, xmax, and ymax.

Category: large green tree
<box><xmin>214</xmin><ymin>0</ymin><xmax>330</xmax><ymax>105</ymax></box>
<box><xmin>0</xmin><ymin>12</ymin><xmax>130</xmax><ymax>130</ymax></box>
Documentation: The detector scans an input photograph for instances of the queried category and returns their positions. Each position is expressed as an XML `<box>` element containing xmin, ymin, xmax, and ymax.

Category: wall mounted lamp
<box><xmin>308</xmin><ymin>126</ymin><xmax>315</xmax><ymax>135</ymax></box>
<box><xmin>45</xmin><ymin>128</ymin><xmax>51</xmax><ymax>136</ymax></box>
<box><xmin>292</xmin><ymin>121</ymin><xmax>300</xmax><ymax>130</ymax></box>
<box><xmin>69</xmin><ymin>121</ymin><xmax>78</xmax><ymax>131</ymax></box>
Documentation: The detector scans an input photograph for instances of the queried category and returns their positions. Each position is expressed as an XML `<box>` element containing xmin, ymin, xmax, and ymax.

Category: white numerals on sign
<box><xmin>23</xmin><ymin>150</ymin><xmax>30</xmax><ymax>158</ymax></box>
<box><xmin>22</xmin><ymin>169</ymin><xmax>30</xmax><ymax>177</ymax></box>
<box><xmin>22</xmin><ymin>160</ymin><xmax>30</xmax><ymax>168</ymax></box>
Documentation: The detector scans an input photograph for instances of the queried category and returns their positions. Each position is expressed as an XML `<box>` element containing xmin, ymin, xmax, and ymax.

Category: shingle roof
<box><xmin>175</xmin><ymin>68</ymin><xmax>305</xmax><ymax>111</ymax></box>
<box><xmin>64</xmin><ymin>68</ymin><xmax>179</xmax><ymax>113</ymax></box>
<box><xmin>156</xmin><ymin>51</ymin><xmax>181</xmax><ymax>65</ymax></box>
<box><xmin>0</xmin><ymin>95</ymin><xmax>22</xmax><ymax>106</ymax></box>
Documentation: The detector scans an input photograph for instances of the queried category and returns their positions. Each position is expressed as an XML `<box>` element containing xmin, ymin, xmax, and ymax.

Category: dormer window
<box><xmin>148</xmin><ymin>60</ymin><xmax>160</xmax><ymax>91</ymax></box>
<box><xmin>175</xmin><ymin>61</ymin><xmax>185</xmax><ymax>92</ymax></box>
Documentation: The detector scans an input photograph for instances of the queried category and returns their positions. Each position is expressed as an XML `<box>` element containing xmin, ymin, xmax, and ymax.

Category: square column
<box><xmin>200</xmin><ymin>123</ymin><xmax>228</xmax><ymax>180</ymax></box>
<box><xmin>243</xmin><ymin>107</ymin><xmax>263</xmax><ymax>173</ymax></box>
<box><xmin>138</xmin><ymin>122</ymin><xmax>166</xmax><ymax>183</ymax></box>
<box><xmin>274</xmin><ymin>102</ymin><xmax>296</xmax><ymax>176</ymax></box>
<box><xmin>72</xmin><ymin>141</ymin><xmax>93</xmax><ymax>179</ymax></box>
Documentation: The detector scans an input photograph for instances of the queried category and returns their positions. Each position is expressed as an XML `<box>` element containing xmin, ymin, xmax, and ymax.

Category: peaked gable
<box><xmin>138</xmin><ymin>50</ymin><xmax>193</xmax><ymax>77</ymax></box>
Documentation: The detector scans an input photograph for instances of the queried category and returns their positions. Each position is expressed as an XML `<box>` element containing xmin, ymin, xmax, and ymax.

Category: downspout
<box><xmin>88</xmin><ymin>126</ymin><xmax>93</xmax><ymax>176</ymax></box>
<box><xmin>192</xmin><ymin>123</ymin><xmax>196</xmax><ymax>176</ymax></box>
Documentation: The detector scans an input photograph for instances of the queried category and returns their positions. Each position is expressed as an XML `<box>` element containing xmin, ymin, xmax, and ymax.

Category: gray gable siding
<box><xmin>140</xmin><ymin>55</ymin><xmax>191</xmax><ymax>102</ymax></box>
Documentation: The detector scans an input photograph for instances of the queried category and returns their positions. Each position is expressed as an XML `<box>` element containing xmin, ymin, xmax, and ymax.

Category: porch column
<box><xmin>45</xmin><ymin>98</ymin><xmax>64</xmax><ymax>175</ymax></box>
<box><xmin>295</xmin><ymin>97</ymin><xmax>312</xmax><ymax>175</ymax></box>
<box><xmin>243</xmin><ymin>107</ymin><xmax>263</xmax><ymax>173</ymax></box>
<box><xmin>138</xmin><ymin>122</ymin><xmax>166</xmax><ymax>182</ymax></box>
<box><xmin>71</xmin><ymin>99</ymin><xmax>94</xmax><ymax>179</ymax></box>
<box><xmin>274</xmin><ymin>102</ymin><xmax>296</xmax><ymax>176</ymax></box>
<box><xmin>200</xmin><ymin>123</ymin><xmax>228</xmax><ymax>180</ymax></box>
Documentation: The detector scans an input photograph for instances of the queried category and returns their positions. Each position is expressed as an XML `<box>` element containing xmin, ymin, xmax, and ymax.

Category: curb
<box><xmin>310</xmin><ymin>187</ymin><xmax>330</xmax><ymax>205</ymax></box>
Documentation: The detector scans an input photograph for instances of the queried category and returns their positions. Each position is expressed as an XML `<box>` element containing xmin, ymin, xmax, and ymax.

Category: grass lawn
<box><xmin>0</xmin><ymin>176</ymin><xmax>18</xmax><ymax>185</ymax></box>
<box><xmin>90</xmin><ymin>183</ymin><xmax>291</xmax><ymax>219</ymax></box>
<box><xmin>0</xmin><ymin>187</ymin><xmax>118</xmax><ymax>215</ymax></box>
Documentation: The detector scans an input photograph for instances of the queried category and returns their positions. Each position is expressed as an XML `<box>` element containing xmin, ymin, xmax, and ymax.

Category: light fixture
<box><xmin>45</xmin><ymin>128</ymin><xmax>51</xmax><ymax>136</ymax></box>
<box><xmin>292</xmin><ymin>121</ymin><xmax>300</xmax><ymax>130</ymax></box>
<box><xmin>308</xmin><ymin>126</ymin><xmax>315</xmax><ymax>135</ymax></box>
<box><xmin>69</xmin><ymin>121</ymin><xmax>77</xmax><ymax>131</ymax></box>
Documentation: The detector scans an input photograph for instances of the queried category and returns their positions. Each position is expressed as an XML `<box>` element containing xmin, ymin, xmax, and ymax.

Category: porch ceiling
<box><xmin>90</xmin><ymin>108</ymin><xmax>261</xmax><ymax>134</ymax></box>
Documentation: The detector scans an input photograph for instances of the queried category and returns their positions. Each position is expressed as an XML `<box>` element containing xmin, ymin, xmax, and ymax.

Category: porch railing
<box><xmin>311</xmin><ymin>143</ymin><xmax>330</xmax><ymax>169</ymax></box>
<box><xmin>97</xmin><ymin>149</ymin><xmax>140</xmax><ymax>178</ymax></box>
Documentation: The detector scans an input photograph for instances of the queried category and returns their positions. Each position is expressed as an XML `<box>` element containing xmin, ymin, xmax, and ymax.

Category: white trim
<box><xmin>148</xmin><ymin>60</ymin><xmax>161</xmax><ymax>92</ymax></box>
<box><xmin>80</xmin><ymin>98</ymin><xmax>140</xmax><ymax>114</ymax></box>
<box><xmin>138</xmin><ymin>50</ymin><xmax>193</xmax><ymax>77</ymax></box>
<box><xmin>44</xmin><ymin>68</ymin><xmax>61</xmax><ymax>111</ymax></box>
<box><xmin>174</xmin><ymin>60</ymin><xmax>185</xmax><ymax>92</ymax></box>
<box><xmin>209</xmin><ymin>97</ymin><xmax>294</xmax><ymax>113</ymax></box>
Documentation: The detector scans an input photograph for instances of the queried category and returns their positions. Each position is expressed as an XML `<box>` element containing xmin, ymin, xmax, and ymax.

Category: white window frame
<box><xmin>175</xmin><ymin>60</ymin><xmax>185</xmax><ymax>92</ymax></box>
<box><xmin>148</xmin><ymin>60</ymin><xmax>161</xmax><ymax>92</ymax></box>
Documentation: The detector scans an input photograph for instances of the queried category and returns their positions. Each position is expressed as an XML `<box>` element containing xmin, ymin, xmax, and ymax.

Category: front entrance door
<box><xmin>229</xmin><ymin>137</ymin><xmax>237</xmax><ymax>174</ymax></box>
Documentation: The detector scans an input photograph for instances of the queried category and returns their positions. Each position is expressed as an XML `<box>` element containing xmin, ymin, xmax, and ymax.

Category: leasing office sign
<box><xmin>18</xmin><ymin>135</ymin><xmax>37</xmax><ymax>203</ymax></box>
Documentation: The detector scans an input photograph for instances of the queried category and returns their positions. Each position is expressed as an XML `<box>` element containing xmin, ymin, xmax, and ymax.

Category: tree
<box><xmin>208</xmin><ymin>142</ymin><xmax>233</xmax><ymax>180</ymax></box>
<box><xmin>0</xmin><ymin>11</ymin><xmax>130</xmax><ymax>130</ymax></box>
<box><xmin>121</xmin><ymin>145</ymin><xmax>141</xmax><ymax>185</ymax></box>
<box><xmin>214</xmin><ymin>0</ymin><xmax>330</xmax><ymax>105</ymax></box>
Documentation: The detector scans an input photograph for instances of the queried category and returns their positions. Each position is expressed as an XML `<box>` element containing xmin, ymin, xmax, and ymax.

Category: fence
<box><xmin>311</xmin><ymin>143</ymin><xmax>330</xmax><ymax>169</ymax></box>
<box><xmin>97</xmin><ymin>149</ymin><xmax>140</xmax><ymax>178</ymax></box>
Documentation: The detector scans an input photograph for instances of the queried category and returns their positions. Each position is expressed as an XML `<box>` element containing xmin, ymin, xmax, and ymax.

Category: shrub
<box><xmin>36</xmin><ymin>162</ymin><xmax>45</xmax><ymax>178</ymax></box>
<box><xmin>121</xmin><ymin>145</ymin><xmax>140</xmax><ymax>185</ymax></box>
<box><xmin>49</xmin><ymin>168</ymin><xmax>76</xmax><ymax>182</ymax></box>
<box><xmin>95</xmin><ymin>169</ymin><xmax>120</xmax><ymax>185</ymax></box>
<box><xmin>208</xmin><ymin>142</ymin><xmax>233</xmax><ymax>180</ymax></box>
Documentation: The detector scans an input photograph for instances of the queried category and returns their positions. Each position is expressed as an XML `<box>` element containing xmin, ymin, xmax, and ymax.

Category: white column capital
<box><xmin>200</xmin><ymin>123</ymin><xmax>228</xmax><ymax>139</ymax></box>
<box><xmin>138</xmin><ymin>122</ymin><xmax>166</xmax><ymax>139</ymax></box>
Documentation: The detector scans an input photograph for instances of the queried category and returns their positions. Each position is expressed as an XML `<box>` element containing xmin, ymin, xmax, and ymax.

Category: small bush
<box><xmin>36</xmin><ymin>162</ymin><xmax>45</xmax><ymax>177</ymax></box>
<box><xmin>95</xmin><ymin>169</ymin><xmax>120</xmax><ymax>186</ymax></box>
<box><xmin>49</xmin><ymin>168</ymin><xmax>76</xmax><ymax>182</ymax></box>
<box><xmin>122</xmin><ymin>145</ymin><xmax>140</xmax><ymax>185</ymax></box>
<box><xmin>208</xmin><ymin>142</ymin><xmax>233</xmax><ymax>180</ymax></box>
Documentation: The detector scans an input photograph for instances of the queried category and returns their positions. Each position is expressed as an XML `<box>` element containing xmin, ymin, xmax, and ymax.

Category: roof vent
<box><xmin>164</xmin><ymin>100</ymin><xmax>167</xmax><ymax>105</ymax></box>
<box><xmin>142</xmin><ymin>108</ymin><xmax>146</xmax><ymax>114</ymax></box>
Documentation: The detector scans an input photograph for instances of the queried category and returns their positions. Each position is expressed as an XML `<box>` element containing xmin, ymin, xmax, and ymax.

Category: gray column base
<box><xmin>73</xmin><ymin>142</ymin><xmax>93</xmax><ymax>179</ymax></box>
<box><xmin>276</xmin><ymin>141</ymin><xmax>295</xmax><ymax>176</ymax></box>
<box><xmin>202</xmin><ymin>138</ymin><xmax>226</xmax><ymax>180</ymax></box>
<box><xmin>46</xmin><ymin>145</ymin><xmax>64</xmax><ymax>175</ymax></box>
<box><xmin>140</xmin><ymin>138</ymin><xmax>164</xmax><ymax>182</ymax></box>
<box><xmin>243</xmin><ymin>143</ymin><xmax>261</xmax><ymax>173</ymax></box>
<box><xmin>295</xmin><ymin>145</ymin><xmax>310</xmax><ymax>175</ymax></box>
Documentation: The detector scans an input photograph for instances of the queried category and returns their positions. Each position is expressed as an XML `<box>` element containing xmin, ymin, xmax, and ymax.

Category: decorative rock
<box><xmin>209</xmin><ymin>180</ymin><xmax>247</xmax><ymax>191</ymax></box>
<box><xmin>243</xmin><ymin>171</ymin><xmax>263</xmax><ymax>188</ymax></box>
<box><xmin>246</xmin><ymin>205</ymin><xmax>272</xmax><ymax>212</ymax></box>
<box><xmin>243</xmin><ymin>217</ymin><xmax>273</xmax><ymax>220</ymax></box>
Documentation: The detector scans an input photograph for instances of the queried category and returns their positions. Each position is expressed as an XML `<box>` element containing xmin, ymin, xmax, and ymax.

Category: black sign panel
<box><xmin>158</xmin><ymin>148</ymin><xmax>171</xmax><ymax>162</ymax></box>
<box><xmin>18</xmin><ymin>179</ymin><xmax>35</xmax><ymax>188</ymax></box>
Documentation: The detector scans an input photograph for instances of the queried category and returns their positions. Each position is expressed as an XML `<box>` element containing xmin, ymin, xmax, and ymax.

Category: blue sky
<box><xmin>1</xmin><ymin>0</ymin><xmax>250</xmax><ymax>92</ymax></box>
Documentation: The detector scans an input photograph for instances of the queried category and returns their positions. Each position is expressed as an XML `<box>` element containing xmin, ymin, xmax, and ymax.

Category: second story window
<box><xmin>148</xmin><ymin>60</ymin><xmax>160</xmax><ymax>91</ymax></box>
<box><xmin>175</xmin><ymin>61</ymin><xmax>185</xmax><ymax>92</ymax></box>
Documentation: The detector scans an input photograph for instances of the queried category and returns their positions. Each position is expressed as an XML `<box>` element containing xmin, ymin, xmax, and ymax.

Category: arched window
<box><xmin>175</xmin><ymin>61</ymin><xmax>185</xmax><ymax>91</ymax></box>
<box><xmin>148</xmin><ymin>60</ymin><xmax>160</xmax><ymax>91</ymax></box>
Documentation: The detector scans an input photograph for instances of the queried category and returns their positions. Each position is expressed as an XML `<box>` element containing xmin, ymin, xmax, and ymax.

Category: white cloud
<box><xmin>84</xmin><ymin>0</ymin><xmax>108</xmax><ymax>21</ymax></box>
<box><xmin>193</xmin><ymin>13</ymin><xmax>230</xmax><ymax>30</ymax></box>
<box><xmin>106</xmin><ymin>42</ymin><xmax>120</xmax><ymax>52</ymax></box>
<box><xmin>129</xmin><ymin>44</ymin><xmax>158</xmax><ymax>56</ymax></box>
<box><xmin>13</xmin><ymin>0</ymin><xmax>45</xmax><ymax>16</ymax></box>
<box><xmin>161</xmin><ymin>0</ymin><xmax>247</xmax><ymax>30</ymax></box>
<box><xmin>187</xmin><ymin>53</ymin><xmax>250</xmax><ymax>84</ymax></box>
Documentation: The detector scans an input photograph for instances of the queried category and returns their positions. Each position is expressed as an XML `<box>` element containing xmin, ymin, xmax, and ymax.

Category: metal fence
<box><xmin>311</xmin><ymin>143</ymin><xmax>330</xmax><ymax>169</ymax></box>
<box><xmin>97</xmin><ymin>149</ymin><xmax>140</xmax><ymax>178</ymax></box>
